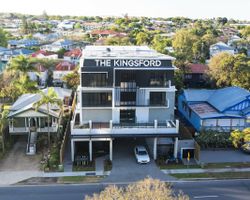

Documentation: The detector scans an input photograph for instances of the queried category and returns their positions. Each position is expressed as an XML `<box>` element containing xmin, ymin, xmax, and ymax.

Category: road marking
<box><xmin>194</xmin><ymin>195</ymin><xmax>219</xmax><ymax>199</ymax></box>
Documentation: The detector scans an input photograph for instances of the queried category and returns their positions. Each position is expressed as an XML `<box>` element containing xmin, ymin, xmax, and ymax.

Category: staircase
<box><xmin>26</xmin><ymin>131</ymin><xmax>38</xmax><ymax>155</ymax></box>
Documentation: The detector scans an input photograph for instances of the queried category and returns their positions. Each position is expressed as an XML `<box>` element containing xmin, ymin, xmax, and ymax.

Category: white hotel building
<box><xmin>70</xmin><ymin>46</ymin><xmax>179</xmax><ymax>162</ymax></box>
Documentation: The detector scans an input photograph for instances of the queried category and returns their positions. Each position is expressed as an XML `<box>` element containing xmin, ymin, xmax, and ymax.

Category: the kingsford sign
<box><xmin>95</xmin><ymin>59</ymin><xmax>162</xmax><ymax>67</ymax></box>
<box><xmin>82</xmin><ymin>59</ymin><xmax>172</xmax><ymax>68</ymax></box>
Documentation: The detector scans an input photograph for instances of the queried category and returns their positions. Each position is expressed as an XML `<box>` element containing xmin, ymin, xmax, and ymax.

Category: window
<box><xmin>120</xmin><ymin>92</ymin><xmax>136</xmax><ymax>106</ymax></box>
<box><xmin>120</xmin><ymin>109</ymin><xmax>136</xmax><ymax>124</ymax></box>
<box><xmin>150</xmin><ymin>92</ymin><xmax>166</xmax><ymax>106</ymax></box>
<box><xmin>82</xmin><ymin>73</ymin><xmax>108</xmax><ymax>87</ymax></box>
<box><xmin>149</xmin><ymin>72</ymin><xmax>168</xmax><ymax>87</ymax></box>
<box><xmin>82</xmin><ymin>92</ymin><xmax>112</xmax><ymax>107</ymax></box>
<box><xmin>185</xmin><ymin>74</ymin><xmax>192</xmax><ymax>80</ymax></box>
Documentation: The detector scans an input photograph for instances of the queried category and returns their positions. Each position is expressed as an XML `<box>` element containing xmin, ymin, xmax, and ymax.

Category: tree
<box><xmin>35</xmin><ymin>88</ymin><xmax>62</xmax><ymax>147</ymax></box>
<box><xmin>62</xmin><ymin>68</ymin><xmax>80</xmax><ymax>90</ymax></box>
<box><xmin>230</xmin><ymin>128</ymin><xmax>250</xmax><ymax>148</ymax></box>
<box><xmin>208</xmin><ymin>53</ymin><xmax>250</xmax><ymax>89</ymax></box>
<box><xmin>151</xmin><ymin>35</ymin><xmax>172</xmax><ymax>54</ymax></box>
<box><xmin>85</xmin><ymin>178</ymin><xmax>189</xmax><ymax>200</ymax></box>
<box><xmin>136</xmin><ymin>32</ymin><xmax>151</xmax><ymax>45</ymax></box>
<box><xmin>74</xmin><ymin>22</ymin><xmax>82</xmax><ymax>29</ymax></box>
<box><xmin>172</xmin><ymin>29</ymin><xmax>198</xmax><ymax>62</ymax></box>
<box><xmin>240</xmin><ymin>26</ymin><xmax>250</xmax><ymax>39</ymax></box>
<box><xmin>0</xmin><ymin>110</ymin><xmax>8</xmax><ymax>153</ymax></box>
<box><xmin>0</xmin><ymin>28</ymin><xmax>8</xmax><ymax>47</ymax></box>
<box><xmin>7</xmin><ymin>55</ymin><xmax>37</xmax><ymax>78</ymax></box>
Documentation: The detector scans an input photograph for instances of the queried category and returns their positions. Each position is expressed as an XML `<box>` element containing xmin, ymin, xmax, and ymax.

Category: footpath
<box><xmin>1</xmin><ymin>167</ymin><xmax>250</xmax><ymax>186</ymax></box>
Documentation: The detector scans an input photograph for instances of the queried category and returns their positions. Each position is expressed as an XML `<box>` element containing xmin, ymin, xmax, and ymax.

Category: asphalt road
<box><xmin>1</xmin><ymin>179</ymin><xmax>250</xmax><ymax>200</ymax></box>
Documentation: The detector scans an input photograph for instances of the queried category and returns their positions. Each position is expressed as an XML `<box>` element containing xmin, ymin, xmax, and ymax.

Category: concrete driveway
<box><xmin>102</xmin><ymin>138</ymin><xmax>175</xmax><ymax>183</ymax></box>
<box><xmin>0</xmin><ymin>137</ymin><xmax>41</xmax><ymax>171</ymax></box>
<box><xmin>200</xmin><ymin>150</ymin><xmax>250</xmax><ymax>163</ymax></box>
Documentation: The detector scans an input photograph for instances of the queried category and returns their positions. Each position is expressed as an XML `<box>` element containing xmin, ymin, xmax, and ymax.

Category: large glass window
<box><xmin>149</xmin><ymin>72</ymin><xmax>168</xmax><ymax>87</ymax></box>
<box><xmin>120</xmin><ymin>92</ymin><xmax>136</xmax><ymax>106</ymax></box>
<box><xmin>120</xmin><ymin>109</ymin><xmax>136</xmax><ymax>124</ymax></box>
<box><xmin>82</xmin><ymin>92</ymin><xmax>112</xmax><ymax>107</ymax></box>
<box><xmin>82</xmin><ymin>73</ymin><xmax>108</xmax><ymax>87</ymax></box>
<box><xmin>149</xmin><ymin>92</ymin><xmax>166</xmax><ymax>106</ymax></box>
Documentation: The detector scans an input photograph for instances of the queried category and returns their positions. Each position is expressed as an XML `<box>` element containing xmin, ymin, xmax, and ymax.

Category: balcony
<box><xmin>9</xmin><ymin>125</ymin><xmax>59</xmax><ymax>134</ymax></box>
<box><xmin>71</xmin><ymin>119</ymin><xmax>179</xmax><ymax>136</ymax></box>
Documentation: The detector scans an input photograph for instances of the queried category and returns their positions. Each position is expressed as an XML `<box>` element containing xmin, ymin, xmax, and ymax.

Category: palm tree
<box><xmin>34</xmin><ymin>88</ymin><xmax>62</xmax><ymax>148</ymax></box>
<box><xmin>7</xmin><ymin>55</ymin><xmax>37</xmax><ymax>78</ymax></box>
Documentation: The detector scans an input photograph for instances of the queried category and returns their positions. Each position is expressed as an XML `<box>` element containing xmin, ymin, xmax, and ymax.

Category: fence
<box><xmin>194</xmin><ymin>141</ymin><xmax>200</xmax><ymax>162</ymax></box>
<box><xmin>59</xmin><ymin>93</ymin><xmax>76</xmax><ymax>164</ymax></box>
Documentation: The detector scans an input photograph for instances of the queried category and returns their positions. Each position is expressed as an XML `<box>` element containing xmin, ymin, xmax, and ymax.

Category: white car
<box><xmin>134</xmin><ymin>146</ymin><xmax>150</xmax><ymax>164</ymax></box>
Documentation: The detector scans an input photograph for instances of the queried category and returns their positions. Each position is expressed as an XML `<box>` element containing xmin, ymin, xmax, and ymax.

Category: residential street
<box><xmin>1</xmin><ymin>179</ymin><xmax>250</xmax><ymax>200</ymax></box>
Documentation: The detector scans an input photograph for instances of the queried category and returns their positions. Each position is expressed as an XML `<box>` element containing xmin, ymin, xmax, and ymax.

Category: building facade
<box><xmin>178</xmin><ymin>87</ymin><xmax>250</xmax><ymax>132</ymax></box>
<box><xmin>71</xmin><ymin>46</ymin><xmax>179</xmax><ymax>162</ymax></box>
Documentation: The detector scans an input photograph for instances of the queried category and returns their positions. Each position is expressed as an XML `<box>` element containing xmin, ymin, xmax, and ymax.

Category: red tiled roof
<box><xmin>55</xmin><ymin>61</ymin><xmax>75</xmax><ymax>71</ymax></box>
<box><xmin>91</xmin><ymin>30</ymin><xmax>119</xmax><ymax>35</ymax></box>
<box><xmin>32</xmin><ymin>50</ymin><xmax>57</xmax><ymax>57</ymax></box>
<box><xmin>187</xmin><ymin>63</ymin><xmax>208</xmax><ymax>74</ymax></box>
<box><xmin>64</xmin><ymin>48</ymin><xmax>82</xmax><ymax>58</ymax></box>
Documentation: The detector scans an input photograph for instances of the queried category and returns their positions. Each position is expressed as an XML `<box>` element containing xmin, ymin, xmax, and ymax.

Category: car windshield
<box><xmin>138</xmin><ymin>150</ymin><xmax>147</xmax><ymax>155</ymax></box>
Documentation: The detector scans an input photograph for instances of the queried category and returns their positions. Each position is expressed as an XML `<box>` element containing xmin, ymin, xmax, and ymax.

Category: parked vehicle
<box><xmin>134</xmin><ymin>146</ymin><xmax>150</xmax><ymax>164</ymax></box>
<box><xmin>241</xmin><ymin>142</ymin><xmax>250</xmax><ymax>154</ymax></box>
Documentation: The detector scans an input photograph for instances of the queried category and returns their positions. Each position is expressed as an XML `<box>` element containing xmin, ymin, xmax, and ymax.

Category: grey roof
<box><xmin>183</xmin><ymin>87</ymin><xmax>250</xmax><ymax>113</ymax></box>
<box><xmin>210</xmin><ymin>42</ymin><xmax>234</xmax><ymax>51</ymax></box>
<box><xmin>9</xmin><ymin>87</ymin><xmax>72</xmax><ymax>118</ymax></box>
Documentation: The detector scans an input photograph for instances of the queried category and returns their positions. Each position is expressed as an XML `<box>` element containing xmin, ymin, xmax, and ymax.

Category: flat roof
<box><xmin>82</xmin><ymin>45</ymin><xmax>175</xmax><ymax>60</ymax></box>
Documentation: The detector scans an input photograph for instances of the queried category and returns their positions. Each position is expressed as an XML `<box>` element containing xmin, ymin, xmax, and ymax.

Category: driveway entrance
<box><xmin>102</xmin><ymin>138</ymin><xmax>175</xmax><ymax>183</ymax></box>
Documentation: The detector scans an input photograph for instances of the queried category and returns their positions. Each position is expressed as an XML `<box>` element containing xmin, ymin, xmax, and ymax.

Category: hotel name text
<box><xmin>94</xmin><ymin>59</ymin><xmax>162</xmax><ymax>67</ymax></box>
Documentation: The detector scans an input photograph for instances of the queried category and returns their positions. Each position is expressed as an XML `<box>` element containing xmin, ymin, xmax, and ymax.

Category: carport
<box><xmin>71</xmin><ymin>138</ymin><xmax>113</xmax><ymax>162</ymax></box>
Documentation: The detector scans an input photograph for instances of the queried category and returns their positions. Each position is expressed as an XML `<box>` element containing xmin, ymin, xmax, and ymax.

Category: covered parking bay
<box><xmin>71</xmin><ymin>137</ymin><xmax>113</xmax><ymax>162</ymax></box>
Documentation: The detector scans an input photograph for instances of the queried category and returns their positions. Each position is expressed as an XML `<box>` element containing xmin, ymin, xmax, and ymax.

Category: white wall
<box><xmin>136</xmin><ymin>108</ymin><xmax>149</xmax><ymax>123</ymax></box>
<box><xmin>82</xmin><ymin>109</ymin><xmax>112</xmax><ymax>122</ymax></box>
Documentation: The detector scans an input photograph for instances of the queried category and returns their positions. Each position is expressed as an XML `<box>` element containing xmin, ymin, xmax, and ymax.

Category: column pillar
<box><xmin>153</xmin><ymin>137</ymin><xmax>157</xmax><ymax>160</ymax></box>
<box><xmin>25</xmin><ymin>118</ymin><xmax>27</xmax><ymax>131</ymax></box>
<box><xmin>71</xmin><ymin>140</ymin><xmax>75</xmax><ymax>162</ymax></box>
<box><xmin>174</xmin><ymin>137</ymin><xmax>178</xmax><ymax>159</ymax></box>
<box><xmin>109</xmin><ymin>139</ymin><xmax>113</xmax><ymax>161</ymax></box>
<box><xmin>89</xmin><ymin>140</ymin><xmax>92</xmax><ymax>162</ymax></box>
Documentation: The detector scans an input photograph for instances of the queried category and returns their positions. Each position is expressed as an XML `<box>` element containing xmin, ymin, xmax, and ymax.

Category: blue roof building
<box><xmin>178</xmin><ymin>87</ymin><xmax>250</xmax><ymax>132</ymax></box>
<box><xmin>8</xmin><ymin>39</ymin><xmax>40</xmax><ymax>48</ymax></box>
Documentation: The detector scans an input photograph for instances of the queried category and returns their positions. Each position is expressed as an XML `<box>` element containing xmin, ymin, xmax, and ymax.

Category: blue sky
<box><xmin>1</xmin><ymin>0</ymin><xmax>250</xmax><ymax>20</ymax></box>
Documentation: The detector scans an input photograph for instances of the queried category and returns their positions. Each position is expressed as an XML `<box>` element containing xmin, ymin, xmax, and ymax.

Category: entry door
<box><xmin>120</xmin><ymin>109</ymin><xmax>136</xmax><ymax>124</ymax></box>
<box><xmin>182</xmin><ymin>149</ymin><xmax>194</xmax><ymax>159</ymax></box>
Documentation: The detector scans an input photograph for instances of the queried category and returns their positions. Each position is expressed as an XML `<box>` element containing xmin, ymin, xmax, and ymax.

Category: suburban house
<box><xmin>90</xmin><ymin>30</ymin><xmax>120</xmax><ymax>38</ymax></box>
<box><xmin>178</xmin><ymin>87</ymin><xmax>250</xmax><ymax>132</ymax></box>
<box><xmin>70</xmin><ymin>46</ymin><xmax>179</xmax><ymax>162</ymax></box>
<box><xmin>210</xmin><ymin>42</ymin><xmax>235</xmax><ymax>57</ymax></box>
<box><xmin>8</xmin><ymin>39</ymin><xmax>40</xmax><ymax>49</ymax></box>
<box><xmin>53</xmin><ymin>61</ymin><xmax>76</xmax><ymax>86</ymax></box>
<box><xmin>0</xmin><ymin>48</ymin><xmax>34</xmax><ymax>62</ymax></box>
<box><xmin>8</xmin><ymin>87</ymin><xmax>72</xmax><ymax>154</ymax></box>
<box><xmin>27</xmin><ymin>63</ymin><xmax>48</xmax><ymax>87</ymax></box>
<box><xmin>184</xmin><ymin>63</ymin><xmax>208</xmax><ymax>88</ymax></box>
<box><xmin>40</xmin><ymin>39</ymin><xmax>76</xmax><ymax>52</ymax></box>
<box><xmin>31</xmin><ymin>50</ymin><xmax>58</xmax><ymax>60</ymax></box>
<box><xmin>64</xmin><ymin>48</ymin><xmax>82</xmax><ymax>64</ymax></box>
<box><xmin>57</xmin><ymin>20</ymin><xmax>75</xmax><ymax>30</ymax></box>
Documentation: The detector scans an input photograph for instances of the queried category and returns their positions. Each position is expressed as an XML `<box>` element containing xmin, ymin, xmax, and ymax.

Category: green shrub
<box><xmin>195</xmin><ymin>130</ymin><xmax>232</xmax><ymax>149</ymax></box>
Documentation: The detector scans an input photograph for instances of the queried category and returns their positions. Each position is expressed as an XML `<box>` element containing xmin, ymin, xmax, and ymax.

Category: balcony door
<box><xmin>120</xmin><ymin>109</ymin><xmax>136</xmax><ymax>124</ymax></box>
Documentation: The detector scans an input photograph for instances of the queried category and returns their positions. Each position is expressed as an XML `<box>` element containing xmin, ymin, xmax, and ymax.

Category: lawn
<box><xmin>204</xmin><ymin>162</ymin><xmax>250</xmax><ymax>169</ymax></box>
<box><xmin>58</xmin><ymin>176</ymin><xmax>105</xmax><ymax>183</ymax></box>
<box><xmin>172</xmin><ymin>172</ymin><xmax>250</xmax><ymax>179</ymax></box>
